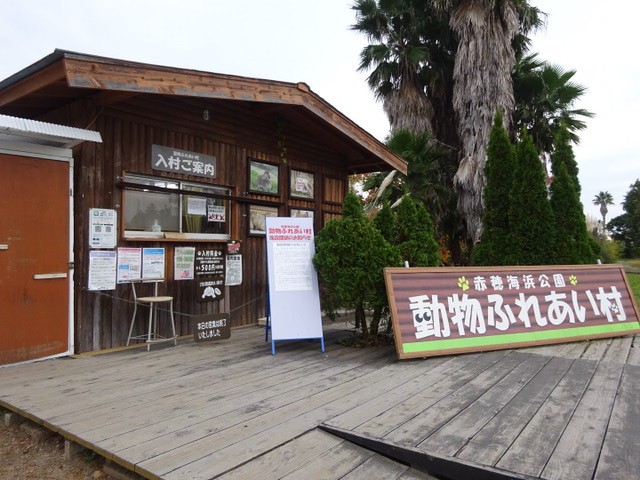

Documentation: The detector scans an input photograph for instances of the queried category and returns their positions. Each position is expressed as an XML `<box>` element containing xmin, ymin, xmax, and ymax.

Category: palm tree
<box><xmin>352</xmin><ymin>0</ymin><xmax>544</xmax><ymax>245</ymax></box>
<box><xmin>513</xmin><ymin>53</ymin><xmax>594</xmax><ymax>170</ymax></box>
<box><xmin>352</xmin><ymin>0</ymin><xmax>442</xmax><ymax>135</ymax></box>
<box><xmin>436</xmin><ymin>0</ymin><xmax>517</xmax><ymax>243</ymax></box>
<box><xmin>363</xmin><ymin>129</ymin><xmax>452</xmax><ymax>224</ymax></box>
<box><xmin>593</xmin><ymin>191</ymin><xmax>614</xmax><ymax>236</ymax></box>
<box><xmin>433</xmin><ymin>0</ymin><xmax>543</xmax><ymax>243</ymax></box>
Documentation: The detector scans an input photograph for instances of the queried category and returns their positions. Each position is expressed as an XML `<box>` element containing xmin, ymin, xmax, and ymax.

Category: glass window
<box><xmin>123</xmin><ymin>173</ymin><xmax>230</xmax><ymax>240</ymax></box>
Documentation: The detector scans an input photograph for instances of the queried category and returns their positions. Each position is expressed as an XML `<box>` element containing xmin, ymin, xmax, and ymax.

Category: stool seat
<box><xmin>126</xmin><ymin>280</ymin><xmax>177</xmax><ymax>351</ymax></box>
<box><xmin>137</xmin><ymin>295</ymin><xmax>173</xmax><ymax>303</ymax></box>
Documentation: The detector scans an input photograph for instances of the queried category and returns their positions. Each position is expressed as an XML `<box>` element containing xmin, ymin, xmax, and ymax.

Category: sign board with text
<box><xmin>151</xmin><ymin>144</ymin><xmax>216</xmax><ymax>179</ymax></box>
<box><xmin>192</xmin><ymin>313</ymin><xmax>231</xmax><ymax>342</ymax></box>
<box><xmin>265</xmin><ymin>217</ymin><xmax>324</xmax><ymax>354</ymax></box>
<box><xmin>385</xmin><ymin>265</ymin><xmax>640</xmax><ymax>360</ymax></box>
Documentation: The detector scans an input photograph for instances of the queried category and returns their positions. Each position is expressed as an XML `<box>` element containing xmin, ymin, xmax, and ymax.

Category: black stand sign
<box><xmin>195</xmin><ymin>247</ymin><xmax>225</xmax><ymax>302</ymax></box>
<box><xmin>193</xmin><ymin>313</ymin><xmax>231</xmax><ymax>342</ymax></box>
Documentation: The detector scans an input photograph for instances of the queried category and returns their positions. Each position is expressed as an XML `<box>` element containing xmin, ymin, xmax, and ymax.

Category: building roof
<box><xmin>0</xmin><ymin>50</ymin><xmax>406</xmax><ymax>174</ymax></box>
<box><xmin>0</xmin><ymin>113</ymin><xmax>102</xmax><ymax>148</ymax></box>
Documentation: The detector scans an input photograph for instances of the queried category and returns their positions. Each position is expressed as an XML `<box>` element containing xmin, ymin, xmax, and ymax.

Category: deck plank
<box><xmin>594</xmin><ymin>365</ymin><xmax>640</xmax><ymax>479</ymax></box>
<box><xmin>1</xmin><ymin>322</ymin><xmax>638</xmax><ymax>480</ymax></box>
<box><xmin>456</xmin><ymin>355</ymin><xmax>574</xmax><ymax>465</ymax></box>
<box><xmin>277</xmin><ymin>440</ymin><xmax>374</xmax><ymax>480</ymax></box>
<box><xmin>339</xmin><ymin>453</ymin><xmax>411</xmax><ymax>479</ymax></box>
<box><xmin>108</xmin><ymin>352</ymin><xmax>396</xmax><ymax>468</ymax></box>
<box><xmin>323</xmin><ymin>355</ymin><xmax>463</xmax><ymax>431</ymax></box>
<box><xmin>495</xmin><ymin>358</ymin><xmax>598</xmax><ymax>477</ymax></box>
<box><xmin>418</xmin><ymin>352</ymin><xmax>552</xmax><ymax>456</ymax></box>
<box><xmin>382</xmin><ymin>351</ymin><xmax>529</xmax><ymax>447</ymax></box>
<box><xmin>353</xmin><ymin>351</ymin><xmax>507</xmax><ymax>439</ymax></box>
<box><xmin>136</xmin><ymin>358</ymin><xmax>430</xmax><ymax>478</ymax></box>
<box><xmin>60</xmin><ymin>341</ymin><xmax>383</xmax><ymax>440</ymax></box>
<box><xmin>540</xmin><ymin>360</ymin><xmax>624</xmax><ymax>480</ymax></box>
<box><xmin>215</xmin><ymin>429</ymin><xmax>345</xmax><ymax>480</ymax></box>
<box><xmin>626</xmin><ymin>335</ymin><xmax>640</xmax><ymax>365</ymax></box>
<box><xmin>601</xmin><ymin>335</ymin><xmax>633</xmax><ymax>364</ymax></box>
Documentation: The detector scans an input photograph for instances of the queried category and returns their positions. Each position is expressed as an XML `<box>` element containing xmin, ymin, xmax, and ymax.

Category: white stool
<box><xmin>127</xmin><ymin>280</ymin><xmax>177</xmax><ymax>351</ymax></box>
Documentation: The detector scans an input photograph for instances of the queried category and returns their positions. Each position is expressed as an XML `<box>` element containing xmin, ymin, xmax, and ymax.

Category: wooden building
<box><xmin>0</xmin><ymin>50</ymin><xmax>406</xmax><ymax>358</ymax></box>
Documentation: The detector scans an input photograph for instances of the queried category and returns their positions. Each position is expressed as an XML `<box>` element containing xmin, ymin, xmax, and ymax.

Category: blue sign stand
<box><xmin>264</xmin><ymin>281</ymin><xmax>271</xmax><ymax>342</ymax></box>
<box><xmin>264</xmin><ymin>217</ymin><xmax>325</xmax><ymax>355</ymax></box>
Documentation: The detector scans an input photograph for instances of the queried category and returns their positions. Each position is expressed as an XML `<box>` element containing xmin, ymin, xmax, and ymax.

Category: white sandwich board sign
<box><xmin>265</xmin><ymin>217</ymin><xmax>324</xmax><ymax>354</ymax></box>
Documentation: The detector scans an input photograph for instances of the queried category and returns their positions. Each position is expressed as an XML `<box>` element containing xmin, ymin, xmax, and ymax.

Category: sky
<box><xmin>1</xmin><ymin>0</ymin><xmax>637</xmax><ymax>223</ymax></box>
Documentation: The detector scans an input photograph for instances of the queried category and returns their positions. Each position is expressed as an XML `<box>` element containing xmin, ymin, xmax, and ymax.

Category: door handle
<box><xmin>33</xmin><ymin>273</ymin><xmax>68</xmax><ymax>280</ymax></box>
<box><xmin>0</xmin><ymin>244</ymin><xmax>8</xmax><ymax>250</ymax></box>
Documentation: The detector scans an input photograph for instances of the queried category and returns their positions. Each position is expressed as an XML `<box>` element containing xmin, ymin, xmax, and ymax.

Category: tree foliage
<box><xmin>351</xmin><ymin>1</ymin><xmax>594</xmax><ymax>249</ymax></box>
<box><xmin>609</xmin><ymin>180</ymin><xmax>640</xmax><ymax>258</ymax></box>
<box><xmin>472</xmin><ymin>110</ymin><xmax>515</xmax><ymax>266</ymax></box>
<box><xmin>394</xmin><ymin>196</ymin><xmax>440</xmax><ymax>267</ymax></box>
<box><xmin>593</xmin><ymin>190</ymin><xmax>614</xmax><ymax>237</ymax></box>
<box><xmin>361</xmin><ymin>128</ymin><xmax>459</xmax><ymax>261</ymax></box>
<box><xmin>548</xmin><ymin>125</ymin><xmax>593</xmax><ymax>264</ymax></box>
<box><xmin>313</xmin><ymin>192</ymin><xmax>400</xmax><ymax>337</ymax></box>
<box><xmin>550</xmin><ymin>163</ymin><xmax>593</xmax><ymax>264</ymax></box>
<box><xmin>508</xmin><ymin>131</ymin><xmax>556</xmax><ymax>264</ymax></box>
<box><xmin>513</xmin><ymin>53</ymin><xmax>594</xmax><ymax>165</ymax></box>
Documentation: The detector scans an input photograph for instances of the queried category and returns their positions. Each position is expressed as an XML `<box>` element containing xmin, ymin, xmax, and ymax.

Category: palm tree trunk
<box><xmin>600</xmin><ymin>204</ymin><xmax>608</xmax><ymax>235</ymax></box>
<box><xmin>384</xmin><ymin>82</ymin><xmax>435</xmax><ymax>136</ymax></box>
<box><xmin>449</xmin><ymin>0</ymin><xmax>519</xmax><ymax>242</ymax></box>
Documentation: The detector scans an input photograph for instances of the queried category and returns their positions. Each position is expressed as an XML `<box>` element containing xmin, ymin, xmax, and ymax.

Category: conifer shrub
<box><xmin>508</xmin><ymin>132</ymin><xmax>556</xmax><ymax>265</ymax></box>
<box><xmin>472</xmin><ymin>111</ymin><xmax>516</xmax><ymax>265</ymax></box>
<box><xmin>313</xmin><ymin>193</ymin><xmax>400</xmax><ymax>338</ymax></box>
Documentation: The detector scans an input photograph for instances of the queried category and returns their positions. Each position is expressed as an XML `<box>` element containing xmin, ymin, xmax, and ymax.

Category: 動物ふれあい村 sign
<box><xmin>385</xmin><ymin>265</ymin><xmax>640</xmax><ymax>360</ymax></box>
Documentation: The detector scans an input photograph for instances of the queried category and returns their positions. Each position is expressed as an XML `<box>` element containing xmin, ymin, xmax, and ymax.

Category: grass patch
<box><xmin>621</xmin><ymin>258</ymin><xmax>640</xmax><ymax>273</ymax></box>
<box><xmin>627</xmin><ymin>273</ymin><xmax>640</xmax><ymax>306</ymax></box>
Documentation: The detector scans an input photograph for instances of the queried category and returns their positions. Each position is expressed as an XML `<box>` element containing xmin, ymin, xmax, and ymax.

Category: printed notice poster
<box><xmin>117</xmin><ymin>247</ymin><xmax>142</xmax><ymax>283</ymax></box>
<box><xmin>225</xmin><ymin>254</ymin><xmax>242</xmax><ymax>286</ymax></box>
<box><xmin>187</xmin><ymin>197</ymin><xmax>207</xmax><ymax>216</ymax></box>
<box><xmin>207</xmin><ymin>204</ymin><xmax>226</xmax><ymax>222</ymax></box>
<box><xmin>273</xmin><ymin>241</ymin><xmax>313</xmax><ymax>291</ymax></box>
<box><xmin>195</xmin><ymin>247</ymin><xmax>225</xmax><ymax>276</ymax></box>
<box><xmin>89</xmin><ymin>208</ymin><xmax>117</xmax><ymax>249</ymax></box>
<box><xmin>88</xmin><ymin>250</ymin><xmax>117</xmax><ymax>291</ymax></box>
<box><xmin>143</xmin><ymin>248</ymin><xmax>166</xmax><ymax>279</ymax></box>
<box><xmin>175</xmin><ymin>247</ymin><xmax>196</xmax><ymax>280</ymax></box>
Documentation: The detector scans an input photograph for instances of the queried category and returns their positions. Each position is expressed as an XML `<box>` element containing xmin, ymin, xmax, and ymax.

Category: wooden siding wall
<box><xmin>44</xmin><ymin>95</ymin><xmax>349</xmax><ymax>353</ymax></box>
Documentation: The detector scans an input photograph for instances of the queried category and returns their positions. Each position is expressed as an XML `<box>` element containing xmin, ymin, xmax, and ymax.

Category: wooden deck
<box><xmin>1</xmin><ymin>321</ymin><xmax>639</xmax><ymax>480</ymax></box>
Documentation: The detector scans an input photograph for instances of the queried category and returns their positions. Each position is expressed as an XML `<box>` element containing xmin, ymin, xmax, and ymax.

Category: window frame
<box><xmin>121</xmin><ymin>173</ymin><xmax>232</xmax><ymax>242</ymax></box>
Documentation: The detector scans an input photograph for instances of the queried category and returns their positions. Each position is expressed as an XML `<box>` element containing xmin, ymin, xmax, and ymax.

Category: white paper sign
<box><xmin>207</xmin><ymin>204</ymin><xmax>226</xmax><ymax>222</ymax></box>
<box><xmin>187</xmin><ymin>197</ymin><xmax>207</xmax><ymax>215</ymax></box>
<box><xmin>225</xmin><ymin>254</ymin><xmax>242</xmax><ymax>286</ymax></box>
<box><xmin>143</xmin><ymin>248</ymin><xmax>165</xmax><ymax>279</ymax></box>
<box><xmin>88</xmin><ymin>251</ymin><xmax>117</xmax><ymax>291</ymax></box>
<box><xmin>175</xmin><ymin>247</ymin><xmax>196</xmax><ymax>280</ymax></box>
<box><xmin>89</xmin><ymin>208</ymin><xmax>117</xmax><ymax>249</ymax></box>
<box><xmin>117</xmin><ymin>247</ymin><xmax>142</xmax><ymax>283</ymax></box>
<box><xmin>273</xmin><ymin>241</ymin><xmax>313</xmax><ymax>291</ymax></box>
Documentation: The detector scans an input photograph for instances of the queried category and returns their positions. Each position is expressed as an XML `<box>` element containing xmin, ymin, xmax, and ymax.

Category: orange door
<box><xmin>0</xmin><ymin>153</ymin><xmax>71</xmax><ymax>364</ymax></box>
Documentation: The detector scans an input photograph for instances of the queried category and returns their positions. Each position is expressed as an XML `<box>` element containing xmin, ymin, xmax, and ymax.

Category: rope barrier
<box><xmin>85</xmin><ymin>289</ymin><xmax>265</xmax><ymax>319</ymax></box>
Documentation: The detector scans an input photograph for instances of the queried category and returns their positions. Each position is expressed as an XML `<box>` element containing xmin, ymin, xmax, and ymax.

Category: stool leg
<box><xmin>169</xmin><ymin>300</ymin><xmax>177</xmax><ymax>346</ymax></box>
<box><xmin>127</xmin><ymin>302</ymin><xmax>138</xmax><ymax>346</ymax></box>
<box><xmin>147</xmin><ymin>302</ymin><xmax>154</xmax><ymax>352</ymax></box>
